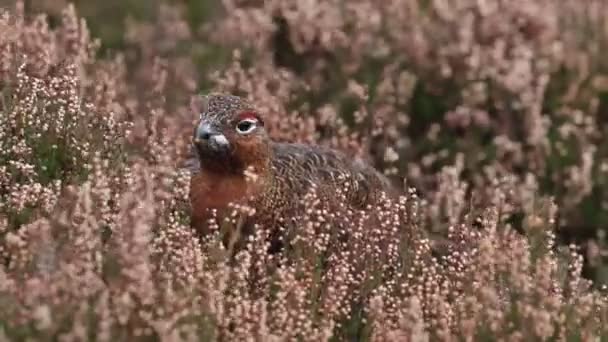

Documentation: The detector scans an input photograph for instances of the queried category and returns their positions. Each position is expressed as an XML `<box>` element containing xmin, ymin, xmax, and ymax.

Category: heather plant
<box><xmin>210</xmin><ymin>0</ymin><xmax>608</xmax><ymax>281</ymax></box>
<box><xmin>2</xmin><ymin>1</ymin><xmax>608</xmax><ymax>341</ymax></box>
<box><xmin>0</xmin><ymin>4</ymin><xmax>131</xmax><ymax>230</ymax></box>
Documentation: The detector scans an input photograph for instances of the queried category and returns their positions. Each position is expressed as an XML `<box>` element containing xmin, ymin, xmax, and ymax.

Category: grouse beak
<box><xmin>194</xmin><ymin>121</ymin><xmax>230</xmax><ymax>153</ymax></box>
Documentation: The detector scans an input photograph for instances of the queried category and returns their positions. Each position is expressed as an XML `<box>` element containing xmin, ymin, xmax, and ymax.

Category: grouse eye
<box><xmin>236</xmin><ymin>119</ymin><xmax>257</xmax><ymax>134</ymax></box>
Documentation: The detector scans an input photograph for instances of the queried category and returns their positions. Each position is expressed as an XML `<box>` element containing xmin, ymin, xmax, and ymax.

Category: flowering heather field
<box><xmin>2</xmin><ymin>0</ymin><xmax>608</xmax><ymax>340</ymax></box>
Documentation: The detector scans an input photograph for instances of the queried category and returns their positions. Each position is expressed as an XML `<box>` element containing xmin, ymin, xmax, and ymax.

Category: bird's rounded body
<box><xmin>188</xmin><ymin>94</ymin><xmax>394</xmax><ymax>249</ymax></box>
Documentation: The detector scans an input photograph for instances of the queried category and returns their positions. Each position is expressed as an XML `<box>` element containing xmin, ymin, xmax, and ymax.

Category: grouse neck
<box><xmin>198</xmin><ymin>155</ymin><xmax>271</xmax><ymax>178</ymax></box>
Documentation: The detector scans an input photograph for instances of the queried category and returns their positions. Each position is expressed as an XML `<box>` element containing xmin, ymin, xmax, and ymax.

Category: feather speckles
<box><xmin>189</xmin><ymin>94</ymin><xmax>395</xmax><ymax>246</ymax></box>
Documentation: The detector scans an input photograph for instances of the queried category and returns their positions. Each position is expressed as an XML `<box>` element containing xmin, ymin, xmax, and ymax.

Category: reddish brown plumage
<box><xmin>189</xmin><ymin>170</ymin><xmax>251</xmax><ymax>235</ymax></box>
<box><xmin>187</xmin><ymin>94</ymin><xmax>395</xmax><ymax>249</ymax></box>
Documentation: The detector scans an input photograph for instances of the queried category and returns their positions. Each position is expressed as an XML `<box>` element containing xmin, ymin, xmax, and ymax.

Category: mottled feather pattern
<box><xmin>267</xmin><ymin>143</ymin><xmax>390</xmax><ymax>208</ymax></box>
<box><xmin>198</xmin><ymin>94</ymin><xmax>254</xmax><ymax>127</ymax></box>
<box><xmin>188</xmin><ymin>94</ymin><xmax>396</xmax><ymax>249</ymax></box>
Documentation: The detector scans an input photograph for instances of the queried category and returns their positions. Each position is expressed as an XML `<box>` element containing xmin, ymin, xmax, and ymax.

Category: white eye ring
<box><xmin>236</xmin><ymin>119</ymin><xmax>258</xmax><ymax>134</ymax></box>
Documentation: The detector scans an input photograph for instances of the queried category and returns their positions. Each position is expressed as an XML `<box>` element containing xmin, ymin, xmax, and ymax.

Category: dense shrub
<box><xmin>210</xmin><ymin>0</ymin><xmax>608</xmax><ymax>282</ymax></box>
<box><xmin>1</xmin><ymin>1</ymin><xmax>608</xmax><ymax>340</ymax></box>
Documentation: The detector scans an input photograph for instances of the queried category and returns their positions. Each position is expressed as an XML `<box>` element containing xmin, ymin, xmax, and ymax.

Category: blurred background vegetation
<box><xmin>3</xmin><ymin>1</ymin><xmax>608</xmax><ymax>339</ymax></box>
<box><xmin>3</xmin><ymin>0</ymin><xmax>608</xmax><ymax>284</ymax></box>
